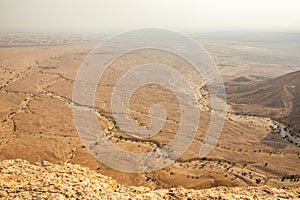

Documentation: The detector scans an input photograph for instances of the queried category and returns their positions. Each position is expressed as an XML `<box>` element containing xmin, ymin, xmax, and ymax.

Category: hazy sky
<box><xmin>1</xmin><ymin>0</ymin><xmax>300</xmax><ymax>32</ymax></box>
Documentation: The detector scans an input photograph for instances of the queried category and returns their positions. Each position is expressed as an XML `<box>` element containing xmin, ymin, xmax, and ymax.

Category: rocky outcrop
<box><xmin>0</xmin><ymin>159</ymin><xmax>299</xmax><ymax>200</ymax></box>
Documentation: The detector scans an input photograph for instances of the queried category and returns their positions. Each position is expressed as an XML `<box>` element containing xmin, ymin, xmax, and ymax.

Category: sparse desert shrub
<box><xmin>256</xmin><ymin>178</ymin><xmax>261</xmax><ymax>184</ymax></box>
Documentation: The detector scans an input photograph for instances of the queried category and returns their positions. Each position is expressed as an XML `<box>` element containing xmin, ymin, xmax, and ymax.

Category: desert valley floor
<box><xmin>0</xmin><ymin>33</ymin><xmax>299</xmax><ymax>191</ymax></box>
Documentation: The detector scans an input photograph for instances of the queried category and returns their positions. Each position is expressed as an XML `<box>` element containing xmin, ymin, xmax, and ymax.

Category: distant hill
<box><xmin>227</xmin><ymin>70</ymin><xmax>300</xmax><ymax>133</ymax></box>
<box><xmin>231</xmin><ymin>76</ymin><xmax>252</xmax><ymax>83</ymax></box>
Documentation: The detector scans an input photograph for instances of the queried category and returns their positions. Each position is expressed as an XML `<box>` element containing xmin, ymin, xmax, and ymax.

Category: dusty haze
<box><xmin>0</xmin><ymin>0</ymin><xmax>300</xmax><ymax>32</ymax></box>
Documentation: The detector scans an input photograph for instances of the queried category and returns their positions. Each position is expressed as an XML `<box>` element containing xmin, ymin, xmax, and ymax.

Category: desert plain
<box><xmin>0</xmin><ymin>32</ymin><xmax>299</xmax><ymax>193</ymax></box>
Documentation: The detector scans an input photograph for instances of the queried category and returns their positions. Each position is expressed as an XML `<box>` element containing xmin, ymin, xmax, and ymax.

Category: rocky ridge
<box><xmin>0</xmin><ymin>159</ymin><xmax>299</xmax><ymax>200</ymax></box>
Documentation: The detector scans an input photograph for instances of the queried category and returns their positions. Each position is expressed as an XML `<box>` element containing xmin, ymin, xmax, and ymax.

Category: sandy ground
<box><xmin>0</xmin><ymin>34</ymin><xmax>299</xmax><ymax>190</ymax></box>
